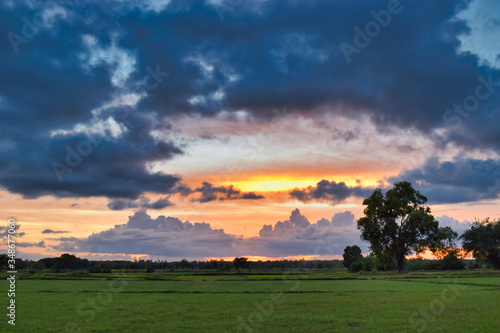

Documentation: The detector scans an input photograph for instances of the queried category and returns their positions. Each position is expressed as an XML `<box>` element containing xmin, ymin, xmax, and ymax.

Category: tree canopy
<box><xmin>233</xmin><ymin>257</ymin><xmax>250</xmax><ymax>272</ymax></box>
<box><xmin>461</xmin><ymin>218</ymin><xmax>500</xmax><ymax>269</ymax></box>
<box><xmin>342</xmin><ymin>245</ymin><xmax>362</xmax><ymax>270</ymax></box>
<box><xmin>357</xmin><ymin>181</ymin><xmax>457</xmax><ymax>273</ymax></box>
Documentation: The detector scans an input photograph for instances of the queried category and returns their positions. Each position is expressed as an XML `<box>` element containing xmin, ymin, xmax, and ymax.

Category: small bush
<box><xmin>440</xmin><ymin>251</ymin><xmax>465</xmax><ymax>270</ymax></box>
<box><xmin>66</xmin><ymin>271</ymin><xmax>89</xmax><ymax>277</ymax></box>
<box><xmin>88</xmin><ymin>265</ymin><xmax>102</xmax><ymax>273</ymax></box>
<box><xmin>349</xmin><ymin>260</ymin><xmax>363</xmax><ymax>273</ymax></box>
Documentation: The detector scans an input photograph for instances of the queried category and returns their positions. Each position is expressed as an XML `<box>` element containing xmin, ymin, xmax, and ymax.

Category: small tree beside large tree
<box><xmin>342</xmin><ymin>245</ymin><xmax>363</xmax><ymax>271</ymax></box>
<box><xmin>357</xmin><ymin>181</ymin><xmax>457</xmax><ymax>273</ymax></box>
<box><xmin>461</xmin><ymin>218</ymin><xmax>500</xmax><ymax>269</ymax></box>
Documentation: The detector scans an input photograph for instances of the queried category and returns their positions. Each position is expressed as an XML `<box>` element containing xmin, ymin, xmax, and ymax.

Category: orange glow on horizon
<box><xmin>204</xmin><ymin>255</ymin><xmax>322</xmax><ymax>262</ymax></box>
<box><xmin>226</xmin><ymin>179</ymin><xmax>318</xmax><ymax>192</ymax></box>
<box><xmin>406</xmin><ymin>250</ymin><xmax>473</xmax><ymax>260</ymax></box>
<box><xmin>221</xmin><ymin>175</ymin><xmax>383</xmax><ymax>192</ymax></box>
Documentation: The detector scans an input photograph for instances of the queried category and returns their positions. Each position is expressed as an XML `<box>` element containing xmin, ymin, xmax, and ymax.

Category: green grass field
<box><xmin>3</xmin><ymin>270</ymin><xmax>500</xmax><ymax>332</ymax></box>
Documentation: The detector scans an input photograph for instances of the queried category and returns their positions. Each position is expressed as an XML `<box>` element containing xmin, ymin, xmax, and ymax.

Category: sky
<box><xmin>0</xmin><ymin>0</ymin><xmax>499</xmax><ymax>261</ymax></box>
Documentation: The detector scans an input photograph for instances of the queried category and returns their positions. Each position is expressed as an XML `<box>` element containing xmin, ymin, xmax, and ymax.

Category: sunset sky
<box><xmin>1</xmin><ymin>0</ymin><xmax>499</xmax><ymax>261</ymax></box>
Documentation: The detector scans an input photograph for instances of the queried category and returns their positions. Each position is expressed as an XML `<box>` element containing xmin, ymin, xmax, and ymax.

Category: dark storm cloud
<box><xmin>389</xmin><ymin>157</ymin><xmax>500</xmax><ymax>204</ymax></box>
<box><xmin>42</xmin><ymin>229</ymin><xmax>70</xmax><ymax>234</ymax></box>
<box><xmin>193</xmin><ymin>182</ymin><xmax>264</xmax><ymax>202</ymax></box>
<box><xmin>107</xmin><ymin>196</ymin><xmax>174</xmax><ymax>210</ymax></box>
<box><xmin>130</xmin><ymin>0</ymin><xmax>500</xmax><ymax>151</ymax></box>
<box><xmin>293</xmin><ymin>155</ymin><xmax>500</xmax><ymax>205</ymax></box>
<box><xmin>106</xmin><ymin>182</ymin><xmax>264</xmax><ymax>209</ymax></box>
<box><xmin>0</xmin><ymin>122</ymin><xmax>183</xmax><ymax>198</ymax></box>
<box><xmin>1</xmin><ymin>0</ymin><xmax>499</xmax><ymax>201</ymax></box>
<box><xmin>0</xmin><ymin>224</ymin><xmax>25</xmax><ymax>238</ymax></box>
<box><xmin>18</xmin><ymin>240</ymin><xmax>45</xmax><ymax>248</ymax></box>
<box><xmin>0</xmin><ymin>2</ymin><xmax>185</xmax><ymax>199</ymax></box>
<box><xmin>240</xmin><ymin>192</ymin><xmax>265</xmax><ymax>200</ymax></box>
<box><xmin>290</xmin><ymin>180</ymin><xmax>373</xmax><ymax>204</ymax></box>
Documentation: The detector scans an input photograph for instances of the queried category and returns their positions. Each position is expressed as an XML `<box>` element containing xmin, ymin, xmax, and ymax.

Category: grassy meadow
<box><xmin>2</xmin><ymin>269</ymin><xmax>500</xmax><ymax>332</ymax></box>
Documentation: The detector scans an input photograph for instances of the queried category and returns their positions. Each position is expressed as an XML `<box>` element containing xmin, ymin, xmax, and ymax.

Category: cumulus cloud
<box><xmin>331</xmin><ymin>211</ymin><xmax>357</xmax><ymax>227</ymax></box>
<box><xmin>54</xmin><ymin>210</ymin><xmax>241</xmax><ymax>257</ymax></box>
<box><xmin>435</xmin><ymin>215</ymin><xmax>473</xmax><ymax>237</ymax></box>
<box><xmin>55</xmin><ymin>209</ymin><xmax>368</xmax><ymax>258</ymax></box>
<box><xmin>54</xmin><ymin>209</ymin><xmax>476</xmax><ymax>259</ymax></box>
<box><xmin>253</xmin><ymin>209</ymin><xmax>366</xmax><ymax>257</ymax></box>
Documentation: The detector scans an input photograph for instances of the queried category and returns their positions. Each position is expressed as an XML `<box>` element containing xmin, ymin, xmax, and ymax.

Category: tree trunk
<box><xmin>397</xmin><ymin>253</ymin><xmax>405</xmax><ymax>274</ymax></box>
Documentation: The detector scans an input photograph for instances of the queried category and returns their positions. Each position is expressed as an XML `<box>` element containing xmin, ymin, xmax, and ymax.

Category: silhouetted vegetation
<box><xmin>343</xmin><ymin>246</ymin><xmax>363</xmax><ymax>272</ymax></box>
<box><xmin>3</xmin><ymin>252</ymin><xmax>481</xmax><ymax>276</ymax></box>
<box><xmin>357</xmin><ymin>181</ymin><xmax>458</xmax><ymax>273</ymax></box>
<box><xmin>461</xmin><ymin>218</ymin><xmax>500</xmax><ymax>269</ymax></box>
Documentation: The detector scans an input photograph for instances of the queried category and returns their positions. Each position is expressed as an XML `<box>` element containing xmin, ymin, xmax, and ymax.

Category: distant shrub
<box><xmin>362</xmin><ymin>257</ymin><xmax>375</xmax><ymax>272</ymax></box>
<box><xmin>439</xmin><ymin>250</ymin><xmax>465</xmax><ymax>270</ymax></box>
<box><xmin>89</xmin><ymin>265</ymin><xmax>102</xmax><ymax>273</ymax></box>
<box><xmin>468</xmin><ymin>260</ymin><xmax>483</xmax><ymax>269</ymax></box>
<box><xmin>349</xmin><ymin>260</ymin><xmax>363</xmax><ymax>273</ymax></box>
<box><xmin>66</xmin><ymin>271</ymin><xmax>89</xmax><ymax>277</ymax></box>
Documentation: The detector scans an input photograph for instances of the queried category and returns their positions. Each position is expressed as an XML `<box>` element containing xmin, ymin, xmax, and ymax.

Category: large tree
<box><xmin>357</xmin><ymin>181</ymin><xmax>456</xmax><ymax>273</ymax></box>
<box><xmin>461</xmin><ymin>218</ymin><xmax>500</xmax><ymax>269</ymax></box>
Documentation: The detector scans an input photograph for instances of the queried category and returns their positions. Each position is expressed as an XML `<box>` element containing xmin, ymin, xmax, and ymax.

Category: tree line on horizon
<box><xmin>1</xmin><ymin>254</ymin><xmax>351</xmax><ymax>274</ymax></box>
<box><xmin>0</xmin><ymin>252</ymin><xmax>487</xmax><ymax>276</ymax></box>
